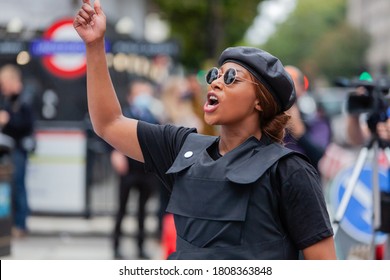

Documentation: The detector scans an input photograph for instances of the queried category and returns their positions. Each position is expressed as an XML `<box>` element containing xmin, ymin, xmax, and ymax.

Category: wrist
<box><xmin>85</xmin><ymin>38</ymin><xmax>106</xmax><ymax>49</ymax></box>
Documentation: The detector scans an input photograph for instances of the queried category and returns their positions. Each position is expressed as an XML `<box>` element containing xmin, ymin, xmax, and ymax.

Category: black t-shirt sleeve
<box><xmin>278</xmin><ymin>156</ymin><xmax>334</xmax><ymax>250</ymax></box>
<box><xmin>137</xmin><ymin>121</ymin><xmax>196</xmax><ymax>191</ymax></box>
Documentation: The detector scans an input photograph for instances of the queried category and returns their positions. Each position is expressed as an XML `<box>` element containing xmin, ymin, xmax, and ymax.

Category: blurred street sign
<box><xmin>329</xmin><ymin>165</ymin><xmax>388</xmax><ymax>244</ymax></box>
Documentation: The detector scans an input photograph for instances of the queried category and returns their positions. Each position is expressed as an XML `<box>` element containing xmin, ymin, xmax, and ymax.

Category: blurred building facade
<box><xmin>0</xmin><ymin>0</ymin><xmax>176</xmax><ymax>122</ymax></box>
<box><xmin>347</xmin><ymin>0</ymin><xmax>390</xmax><ymax>76</ymax></box>
<box><xmin>0</xmin><ymin>0</ymin><xmax>178</xmax><ymax>217</ymax></box>
<box><xmin>0</xmin><ymin>0</ymin><xmax>148</xmax><ymax>40</ymax></box>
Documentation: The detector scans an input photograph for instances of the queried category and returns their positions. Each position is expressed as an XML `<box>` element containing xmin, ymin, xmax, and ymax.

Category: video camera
<box><xmin>335</xmin><ymin>73</ymin><xmax>390</xmax><ymax>134</ymax></box>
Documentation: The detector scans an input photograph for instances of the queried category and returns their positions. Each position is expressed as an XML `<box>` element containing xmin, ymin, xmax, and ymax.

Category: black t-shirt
<box><xmin>137</xmin><ymin>121</ymin><xmax>333</xmax><ymax>250</ymax></box>
<box><xmin>138</xmin><ymin>121</ymin><xmax>196</xmax><ymax>191</ymax></box>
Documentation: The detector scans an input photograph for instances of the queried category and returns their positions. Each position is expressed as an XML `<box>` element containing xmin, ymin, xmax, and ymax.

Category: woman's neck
<box><xmin>218</xmin><ymin>126</ymin><xmax>261</xmax><ymax>155</ymax></box>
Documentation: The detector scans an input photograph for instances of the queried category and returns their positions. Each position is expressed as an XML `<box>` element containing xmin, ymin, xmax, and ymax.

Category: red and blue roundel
<box><xmin>31</xmin><ymin>18</ymin><xmax>86</xmax><ymax>79</ymax></box>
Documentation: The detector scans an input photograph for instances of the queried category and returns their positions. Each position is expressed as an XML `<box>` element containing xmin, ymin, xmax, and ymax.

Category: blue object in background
<box><xmin>0</xmin><ymin>182</ymin><xmax>11</xmax><ymax>218</ymax></box>
<box><xmin>330</xmin><ymin>165</ymin><xmax>388</xmax><ymax>244</ymax></box>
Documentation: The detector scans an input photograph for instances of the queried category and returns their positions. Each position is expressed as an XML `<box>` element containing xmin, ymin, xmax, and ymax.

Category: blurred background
<box><xmin>0</xmin><ymin>0</ymin><xmax>389</xmax><ymax>260</ymax></box>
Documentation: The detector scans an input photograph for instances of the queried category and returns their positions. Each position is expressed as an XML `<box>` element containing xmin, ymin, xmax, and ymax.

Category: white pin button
<box><xmin>184</xmin><ymin>151</ymin><xmax>193</xmax><ymax>158</ymax></box>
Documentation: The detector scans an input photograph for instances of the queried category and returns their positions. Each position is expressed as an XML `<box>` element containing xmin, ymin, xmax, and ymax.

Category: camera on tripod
<box><xmin>333</xmin><ymin>72</ymin><xmax>390</xmax><ymax>237</ymax></box>
<box><xmin>336</xmin><ymin>73</ymin><xmax>390</xmax><ymax>133</ymax></box>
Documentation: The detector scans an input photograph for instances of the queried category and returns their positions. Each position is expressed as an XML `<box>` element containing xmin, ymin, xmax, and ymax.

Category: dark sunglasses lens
<box><xmin>206</xmin><ymin>68</ymin><xmax>219</xmax><ymax>84</ymax></box>
<box><xmin>224</xmin><ymin>68</ymin><xmax>236</xmax><ymax>85</ymax></box>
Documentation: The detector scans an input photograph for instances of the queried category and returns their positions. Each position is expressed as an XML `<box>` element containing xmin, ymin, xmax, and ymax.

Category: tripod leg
<box><xmin>381</xmin><ymin>147</ymin><xmax>390</xmax><ymax>259</ymax></box>
<box><xmin>333</xmin><ymin>147</ymin><xmax>369</xmax><ymax>236</ymax></box>
<box><xmin>372</xmin><ymin>141</ymin><xmax>381</xmax><ymax>230</ymax></box>
<box><xmin>370</xmin><ymin>141</ymin><xmax>381</xmax><ymax>259</ymax></box>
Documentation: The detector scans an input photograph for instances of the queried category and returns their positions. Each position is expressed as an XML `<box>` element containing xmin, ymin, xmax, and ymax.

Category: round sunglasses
<box><xmin>205</xmin><ymin>67</ymin><xmax>258</xmax><ymax>86</ymax></box>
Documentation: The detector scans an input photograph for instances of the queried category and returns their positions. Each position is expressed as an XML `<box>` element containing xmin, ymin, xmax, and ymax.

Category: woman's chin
<box><xmin>204</xmin><ymin>116</ymin><xmax>217</xmax><ymax>126</ymax></box>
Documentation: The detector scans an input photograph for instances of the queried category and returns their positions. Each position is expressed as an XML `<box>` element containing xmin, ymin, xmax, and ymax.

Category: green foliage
<box><xmin>262</xmin><ymin>0</ymin><xmax>346</xmax><ymax>64</ymax></box>
<box><xmin>259</xmin><ymin>0</ymin><xmax>369</xmax><ymax>84</ymax></box>
<box><xmin>151</xmin><ymin>0</ymin><xmax>261</xmax><ymax>71</ymax></box>
<box><xmin>307</xmin><ymin>23</ymin><xmax>370</xmax><ymax>82</ymax></box>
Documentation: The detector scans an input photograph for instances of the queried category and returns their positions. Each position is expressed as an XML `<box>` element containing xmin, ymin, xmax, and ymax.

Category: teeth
<box><xmin>208</xmin><ymin>95</ymin><xmax>218</xmax><ymax>107</ymax></box>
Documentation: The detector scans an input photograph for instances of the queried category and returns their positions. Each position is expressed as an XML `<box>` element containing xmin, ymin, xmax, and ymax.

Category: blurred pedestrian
<box><xmin>74</xmin><ymin>0</ymin><xmax>336</xmax><ymax>259</ymax></box>
<box><xmin>111</xmin><ymin>79</ymin><xmax>161</xmax><ymax>259</ymax></box>
<box><xmin>160</xmin><ymin>75</ymin><xmax>204</xmax><ymax>132</ymax></box>
<box><xmin>0</xmin><ymin>64</ymin><xmax>35</xmax><ymax>238</ymax></box>
<box><xmin>284</xmin><ymin>65</ymin><xmax>332</xmax><ymax>171</ymax></box>
<box><xmin>186</xmin><ymin>73</ymin><xmax>217</xmax><ymax>136</ymax></box>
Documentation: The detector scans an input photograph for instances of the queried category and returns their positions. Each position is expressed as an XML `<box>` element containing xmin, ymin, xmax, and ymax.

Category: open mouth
<box><xmin>208</xmin><ymin>95</ymin><xmax>219</xmax><ymax>106</ymax></box>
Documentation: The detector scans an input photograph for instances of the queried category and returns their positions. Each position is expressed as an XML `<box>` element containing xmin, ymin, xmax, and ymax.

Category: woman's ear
<box><xmin>255</xmin><ymin>101</ymin><xmax>262</xmax><ymax>111</ymax></box>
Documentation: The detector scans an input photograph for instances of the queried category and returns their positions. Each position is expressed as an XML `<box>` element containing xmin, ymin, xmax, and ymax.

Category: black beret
<box><xmin>218</xmin><ymin>46</ymin><xmax>296</xmax><ymax>112</ymax></box>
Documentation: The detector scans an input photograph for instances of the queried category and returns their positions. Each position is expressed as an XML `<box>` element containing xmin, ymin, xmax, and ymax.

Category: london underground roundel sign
<box><xmin>32</xmin><ymin>18</ymin><xmax>86</xmax><ymax>79</ymax></box>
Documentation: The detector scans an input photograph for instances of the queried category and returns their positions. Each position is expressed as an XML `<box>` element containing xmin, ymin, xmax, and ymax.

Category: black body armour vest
<box><xmin>165</xmin><ymin>133</ymin><xmax>303</xmax><ymax>260</ymax></box>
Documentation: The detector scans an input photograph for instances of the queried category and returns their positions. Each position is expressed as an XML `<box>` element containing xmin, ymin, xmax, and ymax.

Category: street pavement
<box><xmin>1</xmin><ymin>215</ymin><xmax>164</xmax><ymax>260</ymax></box>
<box><xmin>3</xmin><ymin>212</ymin><xmax>390</xmax><ymax>260</ymax></box>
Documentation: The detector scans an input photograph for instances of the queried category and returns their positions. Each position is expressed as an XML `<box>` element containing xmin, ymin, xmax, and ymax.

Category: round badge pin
<box><xmin>184</xmin><ymin>151</ymin><xmax>193</xmax><ymax>158</ymax></box>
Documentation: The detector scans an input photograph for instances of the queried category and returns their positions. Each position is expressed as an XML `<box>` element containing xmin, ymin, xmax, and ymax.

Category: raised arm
<box><xmin>73</xmin><ymin>0</ymin><xmax>143</xmax><ymax>162</ymax></box>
